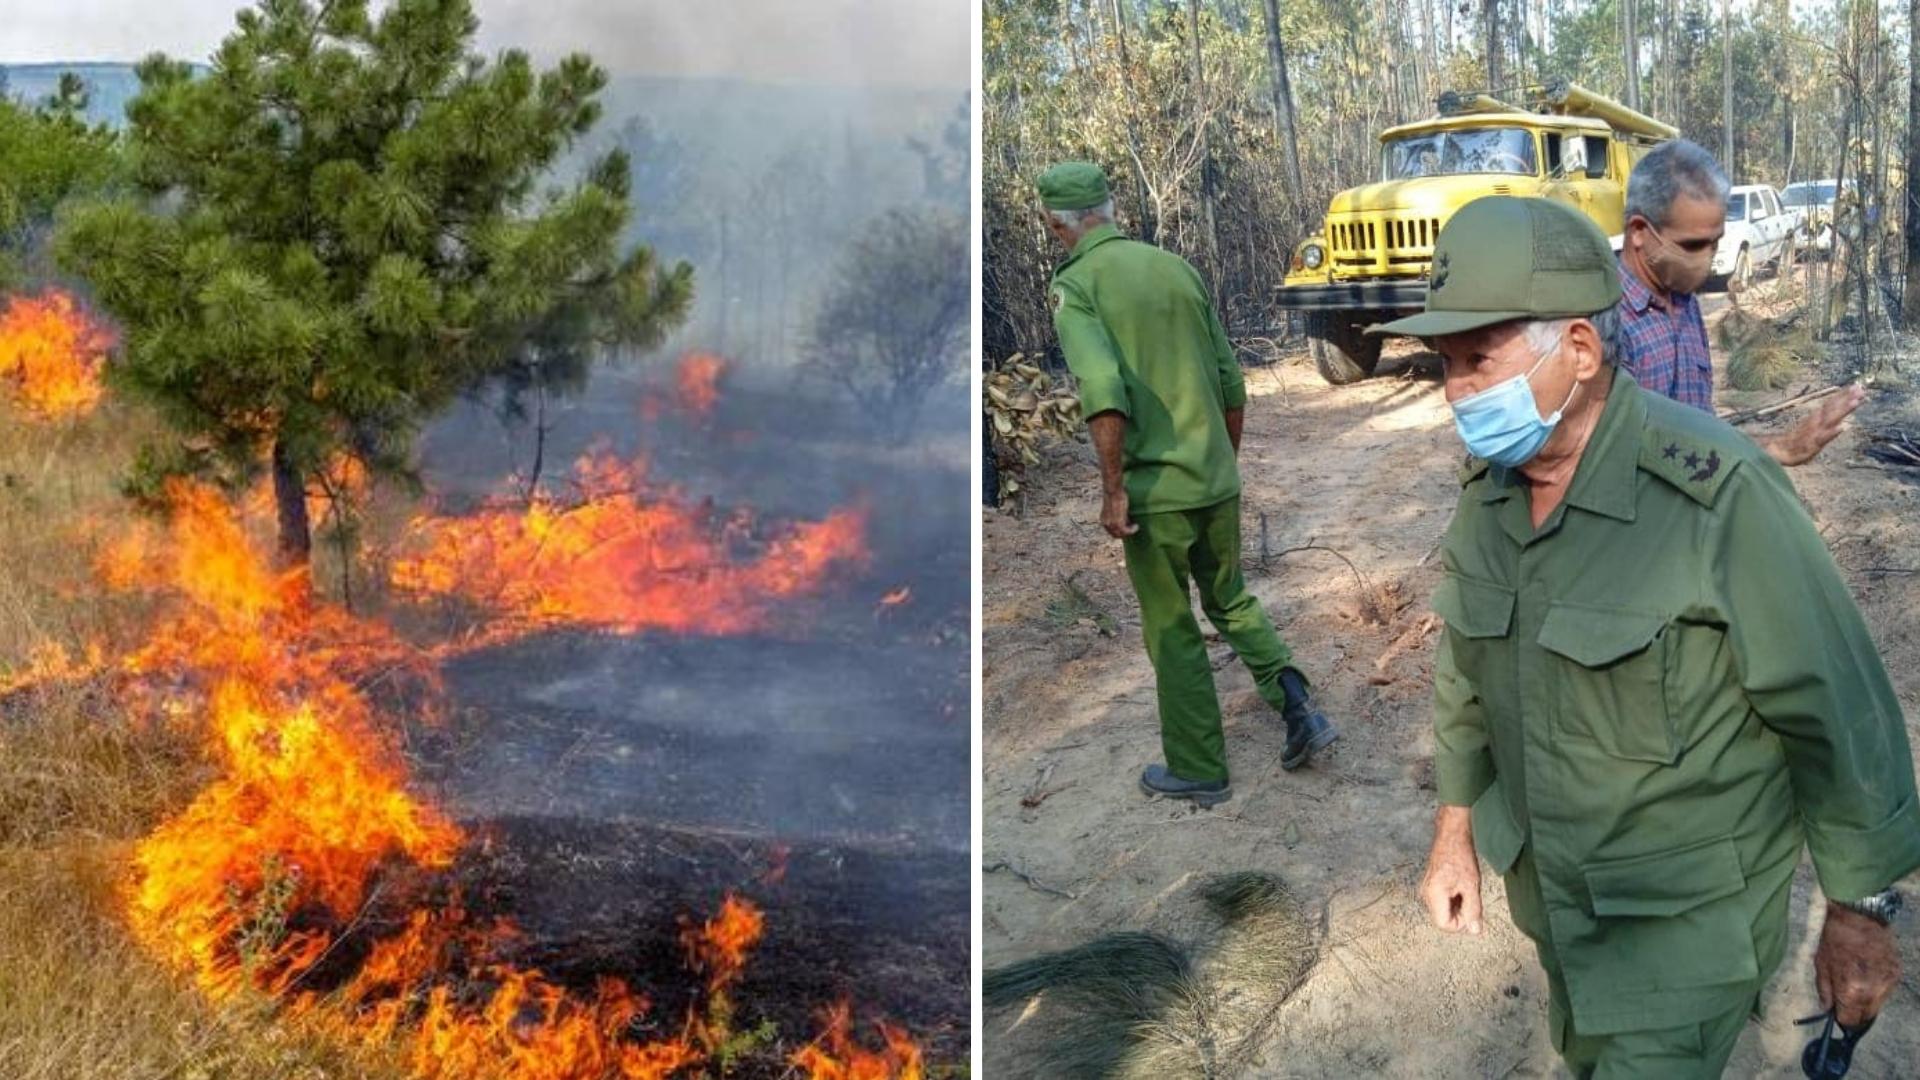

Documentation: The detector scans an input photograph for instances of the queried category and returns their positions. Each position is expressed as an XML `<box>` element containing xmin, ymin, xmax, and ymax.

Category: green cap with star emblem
<box><xmin>1368</xmin><ymin>195</ymin><xmax>1621</xmax><ymax>338</ymax></box>
<box><xmin>1037</xmin><ymin>162</ymin><xmax>1111</xmax><ymax>211</ymax></box>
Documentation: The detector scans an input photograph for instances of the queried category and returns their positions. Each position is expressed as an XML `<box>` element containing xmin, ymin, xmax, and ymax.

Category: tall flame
<box><xmin>0</xmin><ymin>289</ymin><xmax>112</xmax><ymax>418</ymax></box>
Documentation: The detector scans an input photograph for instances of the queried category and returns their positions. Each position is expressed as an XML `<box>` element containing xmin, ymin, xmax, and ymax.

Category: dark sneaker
<box><xmin>1139</xmin><ymin>763</ymin><xmax>1232</xmax><ymax>806</ymax></box>
<box><xmin>1281</xmin><ymin>709</ymin><xmax>1338</xmax><ymax>770</ymax></box>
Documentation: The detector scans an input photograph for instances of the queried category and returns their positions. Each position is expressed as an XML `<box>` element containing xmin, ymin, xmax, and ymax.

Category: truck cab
<box><xmin>1277</xmin><ymin>80</ymin><xmax>1674</xmax><ymax>384</ymax></box>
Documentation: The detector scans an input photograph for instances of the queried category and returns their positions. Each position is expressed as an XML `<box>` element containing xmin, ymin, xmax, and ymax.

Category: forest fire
<box><xmin>0</xmin><ymin>288</ymin><xmax>113</xmax><ymax>419</ymax></box>
<box><xmin>32</xmin><ymin>456</ymin><xmax>920</xmax><ymax>1075</ymax></box>
<box><xmin>390</xmin><ymin>448</ymin><xmax>869</xmax><ymax>644</ymax></box>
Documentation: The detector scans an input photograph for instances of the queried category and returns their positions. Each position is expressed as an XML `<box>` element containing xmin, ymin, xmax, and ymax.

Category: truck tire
<box><xmin>1306</xmin><ymin>314</ymin><xmax>1384</xmax><ymax>385</ymax></box>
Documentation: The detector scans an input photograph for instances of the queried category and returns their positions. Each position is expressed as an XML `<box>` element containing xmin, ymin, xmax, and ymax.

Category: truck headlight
<box><xmin>1303</xmin><ymin>243</ymin><xmax>1325</xmax><ymax>269</ymax></box>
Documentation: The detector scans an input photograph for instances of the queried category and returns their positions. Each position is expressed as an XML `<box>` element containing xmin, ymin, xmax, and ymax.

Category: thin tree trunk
<box><xmin>1110</xmin><ymin>0</ymin><xmax>1157</xmax><ymax>241</ymax></box>
<box><xmin>1419</xmin><ymin>0</ymin><xmax>1437</xmax><ymax>101</ymax></box>
<box><xmin>1188</xmin><ymin>0</ymin><xmax>1221</xmax><ymax>278</ymax></box>
<box><xmin>1485</xmin><ymin>0</ymin><xmax>1501</xmax><ymax>91</ymax></box>
<box><xmin>1722</xmin><ymin>0</ymin><xmax>1734</xmax><ymax>169</ymax></box>
<box><xmin>271</xmin><ymin>437</ymin><xmax>311</xmax><ymax>570</ymax></box>
<box><xmin>1624</xmin><ymin>0</ymin><xmax>1640</xmax><ymax>110</ymax></box>
<box><xmin>1261</xmin><ymin>0</ymin><xmax>1307</xmax><ymax>199</ymax></box>
<box><xmin>1905</xmin><ymin>0</ymin><xmax>1920</xmax><ymax>325</ymax></box>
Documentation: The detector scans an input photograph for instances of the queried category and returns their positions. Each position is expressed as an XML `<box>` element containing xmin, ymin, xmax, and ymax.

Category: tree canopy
<box><xmin>56</xmin><ymin>0</ymin><xmax>693</xmax><ymax>562</ymax></box>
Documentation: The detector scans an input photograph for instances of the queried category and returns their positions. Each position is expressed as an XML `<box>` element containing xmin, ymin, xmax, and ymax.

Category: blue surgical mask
<box><xmin>1450</xmin><ymin>332</ymin><xmax>1579</xmax><ymax>467</ymax></box>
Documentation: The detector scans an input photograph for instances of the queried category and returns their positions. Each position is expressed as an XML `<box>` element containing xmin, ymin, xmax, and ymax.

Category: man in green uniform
<box><xmin>1037</xmin><ymin>161</ymin><xmax>1336</xmax><ymax>807</ymax></box>
<box><xmin>1373</xmin><ymin>195</ymin><xmax>1919</xmax><ymax>1076</ymax></box>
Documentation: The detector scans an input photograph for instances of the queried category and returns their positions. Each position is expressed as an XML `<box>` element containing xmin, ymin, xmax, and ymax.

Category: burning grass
<box><xmin>0</xmin><ymin>288</ymin><xmax>113</xmax><ymax>420</ymax></box>
<box><xmin>0</xmin><ymin>393</ymin><xmax>940</xmax><ymax>1078</ymax></box>
<box><xmin>389</xmin><ymin>447</ymin><xmax>869</xmax><ymax>645</ymax></box>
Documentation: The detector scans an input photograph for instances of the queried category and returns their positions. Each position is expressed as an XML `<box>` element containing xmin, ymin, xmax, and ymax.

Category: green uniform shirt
<box><xmin>1432</xmin><ymin>373</ymin><xmax>1920</xmax><ymax>1036</ymax></box>
<box><xmin>1051</xmin><ymin>224</ymin><xmax>1245</xmax><ymax>513</ymax></box>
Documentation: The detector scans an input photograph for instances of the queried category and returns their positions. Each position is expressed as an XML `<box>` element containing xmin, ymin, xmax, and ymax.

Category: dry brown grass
<box><xmin>0</xmin><ymin>400</ymin><xmax>408</xmax><ymax>1080</ymax></box>
<box><xmin>1718</xmin><ymin>307</ymin><xmax>1819</xmax><ymax>392</ymax></box>
<box><xmin>0</xmin><ymin>844</ymin><xmax>406</xmax><ymax>1080</ymax></box>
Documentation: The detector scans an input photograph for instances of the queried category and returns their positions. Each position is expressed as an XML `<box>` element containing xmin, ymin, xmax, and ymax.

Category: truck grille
<box><xmin>1328</xmin><ymin>215</ymin><xmax>1443</xmax><ymax>274</ymax></box>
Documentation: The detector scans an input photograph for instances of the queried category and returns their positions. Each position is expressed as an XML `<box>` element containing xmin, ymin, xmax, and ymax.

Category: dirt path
<box><xmin>982</xmin><ymin>301</ymin><xmax>1920</xmax><ymax>1077</ymax></box>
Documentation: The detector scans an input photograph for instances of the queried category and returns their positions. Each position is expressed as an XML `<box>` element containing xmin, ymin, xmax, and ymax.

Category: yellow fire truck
<box><xmin>1278</xmin><ymin>79</ymin><xmax>1678</xmax><ymax>383</ymax></box>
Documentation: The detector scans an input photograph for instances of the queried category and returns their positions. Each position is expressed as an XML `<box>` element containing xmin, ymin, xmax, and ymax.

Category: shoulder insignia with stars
<box><xmin>1639</xmin><ymin>425</ymin><xmax>1739</xmax><ymax>506</ymax></box>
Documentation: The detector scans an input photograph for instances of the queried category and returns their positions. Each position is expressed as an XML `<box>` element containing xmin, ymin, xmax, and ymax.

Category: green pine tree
<box><xmin>56</xmin><ymin>0</ymin><xmax>693</xmax><ymax>565</ymax></box>
<box><xmin>0</xmin><ymin>75</ymin><xmax>120</xmax><ymax>291</ymax></box>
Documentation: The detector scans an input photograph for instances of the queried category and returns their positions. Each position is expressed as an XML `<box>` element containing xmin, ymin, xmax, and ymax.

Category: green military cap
<box><xmin>1037</xmin><ymin>161</ymin><xmax>1111</xmax><ymax>211</ymax></box>
<box><xmin>1369</xmin><ymin>196</ymin><xmax>1621</xmax><ymax>337</ymax></box>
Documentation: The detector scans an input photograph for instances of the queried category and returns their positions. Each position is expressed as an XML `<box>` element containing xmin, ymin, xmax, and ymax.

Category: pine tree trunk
<box><xmin>1110</xmin><ymin>0</ymin><xmax>1157</xmax><ymax>242</ymax></box>
<box><xmin>1189</xmin><ymin>0</ymin><xmax>1220</xmax><ymax>277</ymax></box>
<box><xmin>1261</xmin><ymin>0</ymin><xmax>1307</xmax><ymax>200</ymax></box>
<box><xmin>1905</xmin><ymin>0</ymin><xmax>1920</xmax><ymax>326</ymax></box>
<box><xmin>1722</xmin><ymin>0</ymin><xmax>1734</xmax><ymax>169</ymax></box>
<box><xmin>1485</xmin><ymin>0</ymin><xmax>1502</xmax><ymax>91</ymax></box>
<box><xmin>272</xmin><ymin>437</ymin><xmax>312</xmax><ymax>569</ymax></box>
<box><xmin>1419</xmin><ymin>0</ymin><xmax>1436</xmax><ymax>102</ymax></box>
<box><xmin>1623</xmin><ymin>0</ymin><xmax>1640</xmax><ymax>110</ymax></box>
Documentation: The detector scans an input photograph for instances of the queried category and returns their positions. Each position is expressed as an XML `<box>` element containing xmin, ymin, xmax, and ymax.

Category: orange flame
<box><xmin>39</xmin><ymin>464</ymin><xmax>923</xmax><ymax>1076</ymax></box>
<box><xmin>681</xmin><ymin>892</ymin><xmax>764</xmax><ymax>993</ymax></box>
<box><xmin>0</xmin><ymin>289</ymin><xmax>112</xmax><ymax>418</ymax></box>
<box><xmin>390</xmin><ymin>449</ymin><xmax>868</xmax><ymax>643</ymax></box>
<box><xmin>0</xmin><ymin>639</ymin><xmax>105</xmax><ymax>696</ymax></box>
<box><xmin>675</xmin><ymin>353</ymin><xmax>727</xmax><ymax>417</ymax></box>
<box><xmin>793</xmin><ymin>1003</ymin><xmax>925</xmax><ymax>1080</ymax></box>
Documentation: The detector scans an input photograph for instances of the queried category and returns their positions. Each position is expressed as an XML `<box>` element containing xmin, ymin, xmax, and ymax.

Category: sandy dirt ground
<box><xmin>981</xmin><ymin>285</ymin><xmax>1920</xmax><ymax>1078</ymax></box>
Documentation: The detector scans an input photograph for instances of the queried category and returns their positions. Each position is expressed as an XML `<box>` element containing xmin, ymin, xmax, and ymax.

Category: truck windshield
<box><xmin>1382</xmin><ymin>129</ymin><xmax>1537</xmax><ymax>179</ymax></box>
<box><xmin>1782</xmin><ymin>182</ymin><xmax>1838</xmax><ymax>207</ymax></box>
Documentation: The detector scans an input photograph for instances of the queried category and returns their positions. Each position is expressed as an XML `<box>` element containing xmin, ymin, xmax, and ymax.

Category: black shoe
<box><xmin>1139</xmin><ymin>764</ymin><xmax>1232</xmax><ymax>806</ymax></box>
<box><xmin>1279</xmin><ymin>667</ymin><xmax>1338</xmax><ymax>770</ymax></box>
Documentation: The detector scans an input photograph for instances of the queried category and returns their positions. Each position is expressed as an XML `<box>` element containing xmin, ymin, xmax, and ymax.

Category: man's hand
<box><xmin>1766</xmin><ymin>383</ymin><xmax>1867</xmax><ymax>467</ymax></box>
<box><xmin>1225</xmin><ymin>407</ymin><xmax>1244</xmax><ymax>456</ymax></box>
<box><xmin>1815</xmin><ymin>901</ymin><xmax>1901</xmax><ymax>1027</ymax></box>
<box><xmin>1100</xmin><ymin>489</ymin><xmax>1138</xmax><ymax>538</ymax></box>
<box><xmin>1420</xmin><ymin>805</ymin><xmax>1483</xmax><ymax>935</ymax></box>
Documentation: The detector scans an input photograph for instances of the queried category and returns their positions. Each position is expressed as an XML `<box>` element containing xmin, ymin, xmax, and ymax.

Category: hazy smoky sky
<box><xmin>0</xmin><ymin>0</ymin><xmax>968</xmax><ymax>88</ymax></box>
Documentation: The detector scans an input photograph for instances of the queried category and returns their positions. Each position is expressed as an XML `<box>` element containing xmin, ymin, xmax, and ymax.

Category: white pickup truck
<box><xmin>1712</xmin><ymin>184</ymin><xmax>1802</xmax><ymax>288</ymax></box>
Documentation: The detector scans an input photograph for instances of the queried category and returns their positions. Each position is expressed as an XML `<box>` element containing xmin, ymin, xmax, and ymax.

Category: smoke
<box><xmin>3</xmin><ymin>1</ymin><xmax>967</xmax><ymax>90</ymax></box>
<box><xmin>476</xmin><ymin>0</ymin><xmax>967</xmax><ymax>90</ymax></box>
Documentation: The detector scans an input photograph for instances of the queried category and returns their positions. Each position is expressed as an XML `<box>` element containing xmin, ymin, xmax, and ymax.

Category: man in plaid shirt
<box><xmin>1617</xmin><ymin>140</ymin><xmax>1864</xmax><ymax>465</ymax></box>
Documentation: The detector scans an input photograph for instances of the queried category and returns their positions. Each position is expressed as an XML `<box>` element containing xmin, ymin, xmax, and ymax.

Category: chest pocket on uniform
<box><xmin>1432</xmin><ymin>575</ymin><xmax>1515</xmax><ymax>639</ymax></box>
<box><xmin>1537</xmin><ymin>602</ymin><xmax>1678</xmax><ymax>765</ymax></box>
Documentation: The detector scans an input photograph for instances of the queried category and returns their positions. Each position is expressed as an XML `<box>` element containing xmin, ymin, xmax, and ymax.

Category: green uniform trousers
<box><xmin>1506</xmin><ymin>846</ymin><xmax>1773</xmax><ymax>1079</ymax></box>
<box><xmin>1120</xmin><ymin>496</ymin><xmax>1295</xmax><ymax>782</ymax></box>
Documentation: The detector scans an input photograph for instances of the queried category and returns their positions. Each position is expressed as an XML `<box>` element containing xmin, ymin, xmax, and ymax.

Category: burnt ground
<box><xmin>396</xmin><ymin>361</ymin><xmax>971</xmax><ymax>1066</ymax></box>
<box><xmin>466</xmin><ymin>817</ymin><xmax>969</xmax><ymax>1067</ymax></box>
<box><xmin>984</xmin><ymin>279</ymin><xmax>1920</xmax><ymax>1077</ymax></box>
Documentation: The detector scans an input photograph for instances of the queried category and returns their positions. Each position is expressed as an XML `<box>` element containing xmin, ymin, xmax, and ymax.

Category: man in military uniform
<box><xmin>1372</xmin><ymin>196</ymin><xmax>1918</xmax><ymax>1076</ymax></box>
<box><xmin>1038</xmin><ymin>161</ymin><xmax>1335</xmax><ymax>806</ymax></box>
<box><xmin>1616</xmin><ymin>139</ymin><xmax>1863</xmax><ymax>464</ymax></box>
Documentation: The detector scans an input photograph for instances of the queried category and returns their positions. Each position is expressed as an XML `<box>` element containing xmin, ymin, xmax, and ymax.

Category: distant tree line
<box><xmin>985</xmin><ymin>0</ymin><xmax>1920</xmax><ymax>360</ymax></box>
